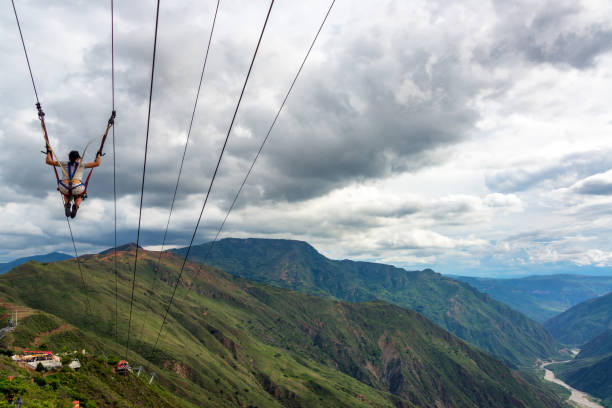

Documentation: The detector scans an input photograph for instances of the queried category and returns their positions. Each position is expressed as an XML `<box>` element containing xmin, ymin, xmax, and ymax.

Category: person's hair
<box><xmin>68</xmin><ymin>151</ymin><xmax>80</xmax><ymax>164</ymax></box>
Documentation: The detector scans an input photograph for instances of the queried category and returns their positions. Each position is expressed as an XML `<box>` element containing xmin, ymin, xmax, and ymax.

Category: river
<box><xmin>541</xmin><ymin>361</ymin><xmax>603</xmax><ymax>408</ymax></box>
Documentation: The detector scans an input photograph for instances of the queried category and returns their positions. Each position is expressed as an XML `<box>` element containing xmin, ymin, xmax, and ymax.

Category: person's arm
<box><xmin>84</xmin><ymin>151</ymin><xmax>102</xmax><ymax>168</ymax></box>
<box><xmin>45</xmin><ymin>147</ymin><xmax>58</xmax><ymax>166</ymax></box>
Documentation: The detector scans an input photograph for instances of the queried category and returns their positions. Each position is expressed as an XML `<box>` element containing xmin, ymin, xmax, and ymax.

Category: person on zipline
<box><xmin>45</xmin><ymin>148</ymin><xmax>101</xmax><ymax>218</ymax></box>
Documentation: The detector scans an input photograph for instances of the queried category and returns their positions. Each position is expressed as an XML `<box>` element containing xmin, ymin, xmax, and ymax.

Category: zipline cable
<box><xmin>11</xmin><ymin>0</ymin><xmax>93</xmax><ymax>321</ymax></box>
<box><xmin>125</xmin><ymin>0</ymin><xmax>162</xmax><ymax>361</ymax></box>
<box><xmin>137</xmin><ymin>0</ymin><xmax>221</xmax><ymax>344</ymax></box>
<box><xmin>66</xmin><ymin>217</ymin><xmax>93</xmax><ymax>321</ymax></box>
<box><xmin>152</xmin><ymin>0</ymin><xmax>276</xmax><ymax>351</ymax></box>
<box><xmin>10</xmin><ymin>0</ymin><xmax>39</xmax><ymax>104</ymax></box>
<box><xmin>188</xmin><ymin>0</ymin><xmax>336</xmax><ymax>273</ymax></box>
<box><xmin>110</xmin><ymin>0</ymin><xmax>119</xmax><ymax>344</ymax></box>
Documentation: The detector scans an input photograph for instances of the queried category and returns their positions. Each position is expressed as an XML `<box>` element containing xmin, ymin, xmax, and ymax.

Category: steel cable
<box><xmin>152</xmin><ymin>0</ymin><xmax>276</xmax><ymax>351</ymax></box>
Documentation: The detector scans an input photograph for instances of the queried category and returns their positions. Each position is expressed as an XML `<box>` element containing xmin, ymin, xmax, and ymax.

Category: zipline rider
<box><xmin>45</xmin><ymin>148</ymin><xmax>102</xmax><ymax>218</ymax></box>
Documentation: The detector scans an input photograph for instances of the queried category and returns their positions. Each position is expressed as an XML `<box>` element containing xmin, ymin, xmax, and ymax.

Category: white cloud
<box><xmin>2</xmin><ymin>0</ymin><xmax>612</xmax><ymax>277</ymax></box>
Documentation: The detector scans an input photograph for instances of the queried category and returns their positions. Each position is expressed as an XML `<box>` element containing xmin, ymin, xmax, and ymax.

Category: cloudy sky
<box><xmin>2</xmin><ymin>0</ymin><xmax>612</xmax><ymax>277</ymax></box>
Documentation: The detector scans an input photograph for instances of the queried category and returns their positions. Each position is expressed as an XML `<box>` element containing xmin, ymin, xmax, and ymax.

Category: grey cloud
<box><xmin>573</xmin><ymin>179</ymin><xmax>612</xmax><ymax>196</ymax></box>
<box><xmin>524</xmin><ymin>27</ymin><xmax>612</xmax><ymax>68</ymax></box>
<box><xmin>485</xmin><ymin>150</ymin><xmax>612</xmax><ymax>193</ymax></box>
<box><xmin>480</xmin><ymin>1</ymin><xmax>612</xmax><ymax>69</ymax></box>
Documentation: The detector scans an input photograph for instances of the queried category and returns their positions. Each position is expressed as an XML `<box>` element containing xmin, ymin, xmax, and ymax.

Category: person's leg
<box><xmin>71</xmin><ymin>195</ymin><xmax>82</xmax><ymax>218</ymax></box>
<box><xmin>63</xmin><ymin>195</ymin><xmax>71</xmax><ymax>217</ymax></box>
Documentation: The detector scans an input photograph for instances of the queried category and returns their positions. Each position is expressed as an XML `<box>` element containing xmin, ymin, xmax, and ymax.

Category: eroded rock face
<box><xmin>163</xmin><ymin>360</ymin><xmax>194</xmax><ymax>380</ymax></box>
<box><xmin>379</xmin><ymin>334</ymin><xmax>405</xmax><ymax>394</ymax></box>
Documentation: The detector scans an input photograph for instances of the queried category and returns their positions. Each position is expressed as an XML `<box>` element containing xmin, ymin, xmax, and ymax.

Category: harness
<box><xmin>39</xmin><ymin>103</ymin><xmax>115</xmax><ymax>201</ymax></box>
<box><xmin>58</xmin><ymin>162</ymin><xmax>85</xmax><ymax>197</ymax></box>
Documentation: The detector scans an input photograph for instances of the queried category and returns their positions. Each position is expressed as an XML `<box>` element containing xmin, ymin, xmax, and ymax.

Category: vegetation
<box><xmin>577</xmin><ymin>330</ymin><xmax>612</xmax><ymax>360</ymax></box>
<box><xmin>0</xmin><ymin>252</ymin><xmax>72</xmax><ymax>274</ymax></box>
<box><xmin>172</xmin><ymin>238</ymin><xmax>561</xmax><ymax>366</ymax></box>
<box><xmin>0</xmin><ymin>354</ymin><xmax>183</xmax><ymax>407</ymax></box>
<box><xmin>545</xmin><ymin>329</ymin><xmax>612</xmax><ymax>406</ymax></box>
<box><xmin>0</xmin><ymin>246</ymin><xmax>566</xmax><ymax>407</ymax></box>
<box><xmin>549</xmin><ymin>357</ymin><xmax>612</xmax><ymax>406</ymax></box>
<box><xmin>544</xmin><ymin>291</ymin><xmax>612</xmax><ymax>346</ymax></box>
<box><xmin>451</xmin><ymin>274</ymin><xmax>612</xmax><ymax>322</ymax></box>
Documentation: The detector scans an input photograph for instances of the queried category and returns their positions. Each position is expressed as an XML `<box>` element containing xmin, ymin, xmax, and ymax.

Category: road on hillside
<box><xmin>0</xmin><ymin>326</ymin><xmax>13</xmax><ymax>340</ymax></box>
<box><xmin>541</xmin><ymin>361</ymin><xmax>603</xmax><ymax>408</ymax></box>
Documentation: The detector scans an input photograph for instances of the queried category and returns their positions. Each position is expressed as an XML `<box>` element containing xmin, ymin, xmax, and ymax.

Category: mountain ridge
<box><xmin>0</xmin><ymin>245</ymin><xmax>565</xmax><ymax>407</ymax></box>
<box><xmin>544</xmin><ymin>291</ymin><xmax>612</xmax><ymax>346</ymax></box>
<box><xmin>171</xmin><ymin>237</ymin><xmax>561</xmax><ymax>367</ymax></box>
<box><xmin>451</xmin><ymin>274</ymin><xmax>612</xmax><ymax>322</ymax></box>
<box><xmin>0</xmin><ymin>252</ymin><xmax>72</xmax><ymax>274</ymax></box>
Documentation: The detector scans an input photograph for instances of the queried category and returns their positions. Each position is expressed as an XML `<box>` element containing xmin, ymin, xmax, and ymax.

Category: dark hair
<box><xmin>68</xmin><ymin>150</ymin><xmax>80</xmax><ymax>163</ymax></box>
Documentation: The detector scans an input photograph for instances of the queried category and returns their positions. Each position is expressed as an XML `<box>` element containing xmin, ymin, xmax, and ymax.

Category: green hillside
<box><xmin>172</xmin><ymin>238</ymin><xmax>561</xmax><ymax>367</ymax></box>
<box><xmin>0</xmin><ymin>248</ymin><xmax>565</xmax><ymax>407</ymax></box>
<box><xmin>543</xmin><ymin>292</ymin><xmax>612</xmax><ymax>346</ymax></box>
<box><xmin>549</xmin><ymin>356</ymin><xmax>612</xmax><ymax>407</ymax></box>
<box><xmin>451</xmin><ymin>275</ymin><xmax>612</xmax><ymax>322</ymax></box>
<box><xmin>0</xmin><ymin>252</ymin><xmax>72</xmax><ymax>274</ymax></box>
<box><xmin>0</xmin><ymin>346</ymin><xmax>182</xmax><ymax>407</ymax></box>
<box><xmin>577</xmin><ymin>330</ymin><xmax>612</xmax><ymax>360</ymax></box>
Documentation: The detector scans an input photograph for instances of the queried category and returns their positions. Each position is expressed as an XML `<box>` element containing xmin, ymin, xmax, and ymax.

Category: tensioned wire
<box><xmin>136</xmin><ymin>0</ymin><xmax>222</xmax><ymax>347</ymax></box>
<box><xmin>152</xmin><ymin>0</ymin><xmax>277</xmax><ymax>351</ymax></box>
<box><xmin>124</xmin><ymin>0</ymin><xmax>162</xmax><ymax>361</ymax></box>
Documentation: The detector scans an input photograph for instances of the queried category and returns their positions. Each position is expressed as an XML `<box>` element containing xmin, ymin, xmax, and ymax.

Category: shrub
<box><xmin>107</xmin><ymin>355</ymin><xmax>120</xmax><ymax>365</ymax></box>
<box><xmin>35</xmin><ymin>363</ymin><xmax>45</xmax><ymax>372</ymax></box>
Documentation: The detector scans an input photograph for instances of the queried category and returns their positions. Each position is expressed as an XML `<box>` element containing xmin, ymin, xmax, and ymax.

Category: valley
<box><xmin>450</xmin><ymin>275</ymin><xmax>612</xmax><ymax>322</ymax></box>
<box><xmin>172</xmin><ymin>238</ymin><xmax>562</xmax><ymax>367</ymax></box>
<box><xmin>541</xmin><ymin>361</ymin><xmax>603</xmax><ymax>408</ymax></box>
<box><xmin>0</xmin><ymin>245</ymin><xmax>566</xmax><ymax>407</ymax></box>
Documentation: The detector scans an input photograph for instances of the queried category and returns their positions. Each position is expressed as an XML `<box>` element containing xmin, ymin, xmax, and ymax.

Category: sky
<box><xmin>2</xmin><ymin>0</ymin><xmax>612</xmax><ymax>277</ymax></box>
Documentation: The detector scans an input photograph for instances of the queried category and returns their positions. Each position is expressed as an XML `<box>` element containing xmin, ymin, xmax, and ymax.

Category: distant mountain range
<box><xmin>171</xmin><ymin>238</ymin><xmax>561</xmax><ymax>367</ymax></box>
<box><xmin>544</xmin><ymin>291</ymin><xmax>612</xmax><ymax>346</ymax></box>
<box><xmin>0</xmin><ymin>252</ymin><xmax>72</xmax><ymax>274</ymax></box>
<box><xmin>450</xmin><ymin>274</ymin><xmax>612</xmax><ymax>322</ymax></box>
<box><xmin>0</xmin><ymin>246</ymin><xmax>565</xmax><ymax>407</ymax></box>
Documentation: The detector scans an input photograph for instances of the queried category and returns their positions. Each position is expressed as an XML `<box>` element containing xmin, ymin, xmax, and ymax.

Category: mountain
<box><xmin>549</xmin><ymin>355</ymin><xmax>612</xmax><ymax>407</ymax></box>
<box><xmin>552</xmin><ymin>329</ymin><xmax>612</xmax><ymax>405</ymax></box>
<box><xmin>543</xmin><ymin>291</ymin><xmax>612</xmax><ymax>346</ymax></box>
<box><xmin>0</xmin><ymin>252</ymin><xmax>72</xmax><ymax>274</ymax></box>
<box><xmin>450</xmin><ymin>274</ymin><xmax>612</xmax><ymax>322</ymax></box>
<box><xmin>171</xmin><ymin>238</ymin><xmax>561</xmax><ymax>367</ymax></box>
<box><xmin>0</xmin><ymin>247</ymin><xmax>565</xmax><ymax>407</ymax></box>
<box><xmin>577</xmin><ymin>329</ymin><xmax>612</xmax><ymax>360</ymax></box>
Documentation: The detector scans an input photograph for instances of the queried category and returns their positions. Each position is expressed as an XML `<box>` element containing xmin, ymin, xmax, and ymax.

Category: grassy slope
<box><xmin>576</xmin><ymin>330</ymin><xmax>612</xmax><ymax>360</ymax></box>
<box><xmin>0</xmin><ymin>353</ymin><xmax>184</xmax><ymax>408</ymax></box>
<box><xmin>0</xmin><ymin>248</ymin><xmax>565</xmax><ymax>407</ymax></box>
<box><xmin>451</xmin><ymin>275</ymin><xmax>612</xmax><ymax>322</ymax></box>
<box><xmin>172</xmin><ymin>238</ymin><xmax>560</xmax><ymax>367</ymax></box>
<box><xmin>0</xmin><ymin>252</ymin><xmax>72</xmax><ymax>274</ymax></box>
<box><xmin>544</xmin><ymin>292</ymin><xmax>612</xmax><ymax>346</ymax></box>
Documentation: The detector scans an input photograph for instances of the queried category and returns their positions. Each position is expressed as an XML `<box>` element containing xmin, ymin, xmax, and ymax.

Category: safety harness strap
<box><xmin>37</xmin><ymin>103</ymin><xmax>68</xmax><ymax>184</ymax></box>
<box><xmin>83</xmin><ymin>110</ymin><xmax>116</xmax><ymax>195</ymax></box>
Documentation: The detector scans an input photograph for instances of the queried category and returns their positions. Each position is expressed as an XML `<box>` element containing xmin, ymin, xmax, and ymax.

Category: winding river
<box><xmin>540</xmin><ymin>361</ymin><xmax>603</xmax><ymax>408</ymax></box>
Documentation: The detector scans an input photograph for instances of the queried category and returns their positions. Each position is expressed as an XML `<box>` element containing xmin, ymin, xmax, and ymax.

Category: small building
<box><xmin>13</xmin><ymin>350</ymin><xmax>62</xmax><ymax>371</ymax></box>
<box><xmin>69</xmin><ymin>358</ymin><xmax>81</xmax><ymax>370</ymax></box>
<box><xmin>27</xmin><ymin>359</ymin><xmax>61</xmax><ymax>371</ymax></box>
